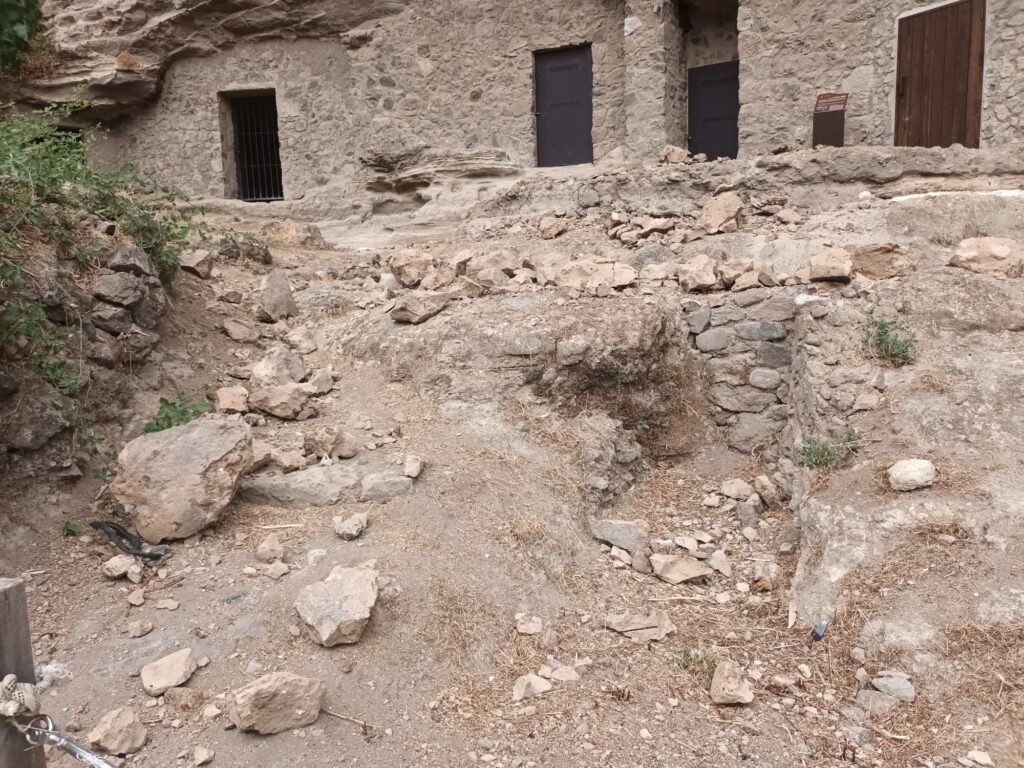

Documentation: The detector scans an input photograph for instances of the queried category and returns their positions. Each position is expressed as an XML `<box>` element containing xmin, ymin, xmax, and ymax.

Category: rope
<box><xmin>0</xmin><ymin>674</ymin><xmax>39</xmax><ymax>718</ymax></box>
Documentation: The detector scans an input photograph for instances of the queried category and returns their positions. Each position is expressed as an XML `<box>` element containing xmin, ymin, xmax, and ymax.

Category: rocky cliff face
<box><xmin>12</xmin><ymin>0</ymin><xmax>409</xmax><ymax>116</ymax></box>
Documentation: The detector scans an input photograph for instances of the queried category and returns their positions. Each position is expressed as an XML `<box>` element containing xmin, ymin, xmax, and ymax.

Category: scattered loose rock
<box><xmin>809</xmin><ymin>248</ymin><xmax>853</xmax><ymax>283</ymax></box>
<box><xmin>127</xmin><ymin>620</ymin><xmax>153</xmax><ymax>638</ymax></box>
<box><xmin>140</xmin><ymin>648</ymin><xmax>198</xmax><ymax>696</ymax></box>
<box><xmin>255</xmin><ymin>534</ymin><xmax>284</xmax><ymax>564</ymax></box>
<box><xmin>179</xmin><ymin>249</ymin><xmax>213</xmax><ymax>279</ymax></box>
<box><xmin>294</xmin><ymin>561</ymin><xmax>379</xmax><ymax>646</ymax></box>
<box><xmin>228</xmin><ymin>672</ymin><xmax>325</xmax><ymax>735</ymax></box>
<box><xmin>887</xmin><ymin>459</ymin><xmax>936</xmax><ymax>491</ymax></box>
<box><xmin>515</xmin><ymin>614</ymin><xmax>543</xmax><ymax>636</ymax></box>
<box><xmin>88</xmin><ymin>707</ymin><xmax>148</xmax><ymax>756</ymax></box>
<box><xmin>650</xmin><ymin>554</ymin><xmax>713</xmax><ymax>585</ymax></box>
<box><xmin>215</xmin><ymin>385</ymin><xmax>249</xmax><ymax>414</ymax></box>
<box><xmin>949</xmin><ymin>237</ymin><xmax>1023</xmax><ymax>278</ymax></box>
<box><xmin>101</xmin><ymin>553</ymin><xmax>138</xmax><ymax>579</ymax></box>
<box><xmin>391</xmin><ymin>294</ymin><xmax>449</xmax><ymax>324</ymax></box>
<box><xmin>512</xmin><ymin>673</ymin><xmax>552</xmax><ymax>702</ymax></box>
<box><xmin>605</xmin><ymin>611</ymin><xmax>676</xmax><ymax>642</ymax></box>
<box><xmin>589</xmin><ymin>518</ymin><xmax>650</xmax><ymax>554</ymax></box>
<box><xmin>710</xmin><ymin>661</ymin><xmax>755</xmax><ymax>705</ymax></box>
<box><xmin>333</xmin><ymin>511</ymin><xmax>368</xmax><ymax>540</ymax></box>
<box><xmin>359</xmin><ymin>472</ymin><xmax>413</xmax><ymax>501</ymax></box>
<box><xmin>872</xmin><ymin>675</ymin><xmax>915</xmax><ymax>702</ymax></box>
<box><xmin>258</xmin><ymin>271</ymin><xmax>299</xmax><ymax>322</ymax></box>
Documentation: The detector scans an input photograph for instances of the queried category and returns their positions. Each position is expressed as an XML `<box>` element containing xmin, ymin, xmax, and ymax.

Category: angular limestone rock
<box><xmin>228</xmin><ymin>672</ymin><xmax>325</xmax><ymax>735</ymax></box>
<box><xmin>140</xmin><ymin>648</ymin><xmax>197</xmax><ymax>696</ymax></box>
<box><xmin>605</xmin><ymin>611</ymin><xmax>677</xmax><ymax>643</ymax></box>
<box><xmin>710</xmin><ymin>661</ymin><xmax>754</xmax><ymax>705</ymax></box>
<box><xmin>294</xmin><ymin>562</ymin><xmax>379</xmax><ymax>647</ymax></box>
<box><xmin>887</xmin><ymin>459</ymin><xmax>936</xmax><ymax>492</ymax></box>
<box><xmin>650</xmin><ymin>554</ymin><xmax>713</xmax><ymax>585</ymax></box>
<box><xmin>249</xmin><ymin>383</ymin><xmax>317</xmax><ymax>420</ymax></box>
<box><xmin>949</xmin><ymin>237</ymin><xmax>1023</xmax><ymax>278</ymax></box>
<box><xmin>240</xmin><ymin>464</ymin><xmax>360</xmax><ymax>508</ymax></box>
<box><xmin>512</xmin><ymin>673</ymin><xmax>552</xmax><ymax>702</ymax></box>
<box><xmin>390</xmin><ymin>294</ymin><xmax>449</xmax><ymax>324</ymax></box>
<box><xmin>333</xmin><ymin>511</ymin><xmax>368</xmax><ymax>540</ymax></box>
<box><xmin>250</xmin><ymin>345</ymin><xmax>306</xmax><ymax>388</ymax></box>
<box><xmin>359</xmin><ymin>472</ymin><xmax>413</xmax><ymax>501</ymax></box>
<box><xmin>589</xmin><ymin>518</ymin><xmax>650</xmax><ymax>555</ymax></box>
<box><xmin>696</xmin><ymin>191</ymin><xmax>743</xmax><ymax>234</ymax></box>
<box><xmin>113</xmin><ymin>415</ymin><xmax>252</xmax><ymax>543</ymax></box>
<box><xmin>809</xmin><ymin>248</ymin><xmax>853</xmax><ymax>283</ymax></box>
<box><xmin>258</xmin><ymin>271</ymin><xmax>298</xmax><ymax>322</ymax></box>
<box><xmin>88</xmin><ymin>707</ymin><xmax>148</xmax><ymax>755</ymax></box>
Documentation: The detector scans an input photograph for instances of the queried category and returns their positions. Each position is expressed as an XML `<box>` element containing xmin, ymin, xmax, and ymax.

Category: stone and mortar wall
<box><xmin>737</xmin><ymin>0</ymin><xmax>1024</xmax><ymax>154</ymax></box>
<box><xmin>99</xmin><ymin>0</ymin><xmax>627</xmax><ymax>199</ymax></box>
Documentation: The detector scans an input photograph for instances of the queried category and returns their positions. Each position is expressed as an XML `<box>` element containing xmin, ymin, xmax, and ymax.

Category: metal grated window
<box><xmin>230</xmin><ymin>93</ymin><xmax>284</xmax><ymax>202</ymax></box>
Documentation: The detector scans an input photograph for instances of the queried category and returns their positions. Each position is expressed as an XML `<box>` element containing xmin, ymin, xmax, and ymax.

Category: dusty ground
<box><xmin>3</xmin><ymin>151</ymin><xmax>1024</xmax><ymax>768</ymax></box>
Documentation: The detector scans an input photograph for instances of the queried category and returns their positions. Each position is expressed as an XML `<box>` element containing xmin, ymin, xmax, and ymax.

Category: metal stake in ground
<box><xmin>0</xmin><ymin>578</ymin><xmax>47</xmax><ymax>767</ymax></box>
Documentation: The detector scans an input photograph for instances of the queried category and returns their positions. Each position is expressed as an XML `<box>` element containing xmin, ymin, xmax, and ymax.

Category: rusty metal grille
<box><xmin>231</xmin><ymin>93</ymin><xmax>284</xmax><ymax>202</ymax></box>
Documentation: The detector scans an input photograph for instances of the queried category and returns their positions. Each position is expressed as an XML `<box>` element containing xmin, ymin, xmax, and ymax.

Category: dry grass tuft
<box><xmin>912</xmin><ymin>369</ymin><xmax>958</xmax><ymax>394</ymax></box>
<box><xmin>507</xmin><ymin>512</ymin><xmax>546</xmax><ymax>545</ymax></box>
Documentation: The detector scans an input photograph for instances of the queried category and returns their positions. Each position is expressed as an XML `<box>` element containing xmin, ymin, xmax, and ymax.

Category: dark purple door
<box><xmin>688</xmin><ymin>60</ymin><xmax>740</xmax><ymax>160</ymax></box>
<box><xmin>535</xmin><ymin>45</ymin><xmax>594</xmax><ymax>167</ymax></box>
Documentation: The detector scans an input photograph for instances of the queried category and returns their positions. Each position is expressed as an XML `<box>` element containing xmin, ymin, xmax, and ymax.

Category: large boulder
<box><xmin>696</xmin><ymin>191</ymin><xmax>743</xmax><ymax>234</ymax></box>
<box><xmin>228</xmin><ymin>672</ymin><xmax>325</xmax><ymax>735</ymax></box>
<box><xmin>294</xmin><ymin>561</ymin><xmax>379</xmax><ymax>646</ymax></box>
<box><xmin>113</xmin><ymin>415</ymin><xmax>252</xmax><ymax>542</ymax></box>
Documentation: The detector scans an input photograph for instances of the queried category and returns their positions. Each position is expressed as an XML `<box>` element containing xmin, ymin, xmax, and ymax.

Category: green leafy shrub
<box><xmin>0</xmin><ymin>105</ymin><xmax>200</xmax><ymax>394</ymax></box>
<box><xmin>143</xmin><ymin>395</ymin><xmax>213</xmax><ymax>433</ymax></box>
<box><xmin>0</xmin><ymin>0</ymin><xmax>41</xmax><ymax>72</ymax></box>
<box><xmin>799</xmin><ymin>430</ymin><xmax>860</xmax><ymax>470</ymax></box>
<box><xmin>865</xmin><ymin>319</ymin><xmax>916</xmax><ymax>367</ymax></box>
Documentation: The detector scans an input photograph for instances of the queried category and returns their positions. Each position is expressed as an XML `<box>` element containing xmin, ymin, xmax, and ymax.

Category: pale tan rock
<box><xmin>294</xmin><ymin>562</ymin><xmax>379</xmax><ymax>646</ymax></box>
<box><xmin>216</xmin><ymin>385</ymin><xmax>249</xmax><ymax>414</ymax></box>
<box><xmin>389</xmin><ymin>250</ymin><xmax>434</xmax><ymax>287</ymax></box>
<box><xmin>250</xmin><ymin>345</ymin><xmax>306</xmax><ymax>388</ymax></box>
<box><xmin>512</xmin><ymin>673</ymin><xmax>551</xmax><ymax>701</ymax></box>
<box><xmin>88</xmin><ymin>707</ymin><xmax>147</xmax><ymax>755</ymax></box>
<box><xmin>249</xmin><ymin>383</ymin><xmax>317</xmax><ymax>419</ymax></box>
<box><xmin>127</xmin><ymin>620</ymin><xmax>153</xmax><ymax>638</ymax></box>
<box><xmin>113</xmin><ymin>415</ymin><xmax>252</xmax><ymax>543</ymax></box>
<box><xmin>228</xmin><ymin>672</ymin><xmax>325</xmax><ymax>734</ymax></box>
<box><xmin>255</xmin><ymin>534</ymin><xmax>284</xmax><ymax>564</ymax></box>
<box><xmin>140</xmin><ymin>648</ymin><xmax>197</xmax><ymax>696</ymax></box>
<box><xmin>258</xmin><ymin>271</ymin><xmax>298</xmax><ymax>322</ymax></box>
<box><xmin>404</xmin><ymin>454</ymin><xmax>423</xmax><ymax>478</ymax></box>
<box><xmin>193</xmin><ymin>746</ymin><xmax>215</xmax><ymax>766</ymax></box>
<box><xmin>677</xmin><ymin>255</ymin><xmax>719</xmax><ymax>292</ymax></box>
<box><xmin>390</xmin><ymin>294</ymin><xmax>449</xmax><ymax>324</ymax></box>
<box><xmin>696</xmin><ymin>192</ymin><xmax>743</xmax><ymax>234</ymax></box>
<box><xmin>809</xmin><ymin>248</ymin><xmax>853</xmax><ymax>283</ymax></box>
<box><xmin>222</xmin><ymin>318</ymin><xmax>259</xmax><ymax>343</ymax></box>
<box><xmin>102</xmin><ymin>553</ymin><xmax>137</xmax><ymax>579</ymax></box>
<box><xmin>711</xmin><ymin>661</ymin><xmax>755</xmax><ymax>705</ymax></box>
<box><xmin>539</xmin><ymin>217</ymin><xmax>569</xmax><ymax>240</ymax></box>
<box><xmin>333</xmin><ymin>511</ymin><xmax>368</xmax><ymax>540</ymax></box>
<box><xmin>650</xmin><ymin>554</ymin><xmax>713</xmax><ymax>584</ymax></box>
<box><xmin>604</xmin><ymin>611</ymin><xmax>676</xmax><ymax>642</ymax></box>
<box><xmin>660</xmin><ymin>144</ymin><xmax>691</xmax><ymax>164</ymax></box>
<box><xmin>324</xmin><ymin>429</ymin><xmax>360</xmax><ymax>459</ymax></box>
<box><xmin>949</xmin><ymin>237</ymin><xmax>1023</xmax><ymax>278</ymax></box>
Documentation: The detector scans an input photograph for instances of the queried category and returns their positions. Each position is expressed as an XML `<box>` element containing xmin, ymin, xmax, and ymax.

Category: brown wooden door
<box><xmin>895</xmin><ymin>0</ymin><xmax>986</xmax><ymax>148</ymax></box>
<box><xmin>535</xmin><ymin>45</ymin><xmax>594</xmax><ymax>167</ymax></box>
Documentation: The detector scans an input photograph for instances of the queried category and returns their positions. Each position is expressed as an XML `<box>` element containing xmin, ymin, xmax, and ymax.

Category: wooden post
<box><xmin>0</xmin><ymin>578</ymin><xmax>46</xmax><ymax>768</ymax></box>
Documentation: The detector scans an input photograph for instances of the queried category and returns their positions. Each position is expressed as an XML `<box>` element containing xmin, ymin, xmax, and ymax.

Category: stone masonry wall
<box><xmin>99</xmin><ymin>0</ymin><xmax>627</xmax><ymax>199</ymax></box>
<box><xmin>737</xmin><ymin>0</ymin><xmax>1024</xmax><ymax>154</ymax></box>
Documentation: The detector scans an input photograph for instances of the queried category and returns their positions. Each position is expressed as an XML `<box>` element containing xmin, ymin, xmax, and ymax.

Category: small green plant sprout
<box><xmin>143</xmin><ymin>394</ymin><xmax>213</xmax><ymax>434</ymax></box>
<box><xmin>865</xmin><ymin>319</ymin><xmax>916</xmax><ymax>367</ymax></box>
<box><xmin>61</xmin><ymin>521</ymin><xmax>82</xmax><ymax>537</ymax></box>
<box><xmin>799</xmin><ymin>430</ymin><xmax>860</xmax><ymax>471</ymax></box>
